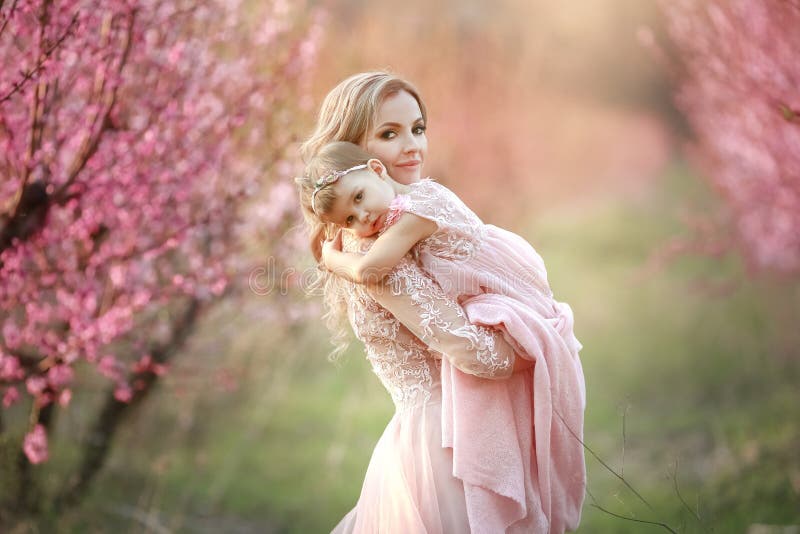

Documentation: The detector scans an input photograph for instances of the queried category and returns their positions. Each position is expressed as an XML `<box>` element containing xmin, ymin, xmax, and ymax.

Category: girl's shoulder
<box><xmin>383</xmin><ymin>178</ymin><xmax>478</xmax><ymax>233</ymax></box>
<box><xmin>406</xmin><ymin>177</ymin><xmax>462</xmax><ymax>204</ymax></box>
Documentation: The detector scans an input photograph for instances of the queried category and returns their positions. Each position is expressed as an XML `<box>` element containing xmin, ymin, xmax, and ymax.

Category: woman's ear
<box><xmin>367</xmin><ymin>158</ymin><xmax>387</xmax><ymax>178</ymax></box>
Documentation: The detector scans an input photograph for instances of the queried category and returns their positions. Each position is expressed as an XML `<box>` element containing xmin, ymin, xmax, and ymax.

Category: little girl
<box><xmin>300</xmin><ymin>140</ymin><xmax>587</xmax><ymax>533</ymax></box>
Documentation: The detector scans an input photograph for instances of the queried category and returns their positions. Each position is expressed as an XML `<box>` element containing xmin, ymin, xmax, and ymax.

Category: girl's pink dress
<box><xmin>333</xmin><ymin>179</ymin><xmax>586</xmax><ymax>533</ymax></box>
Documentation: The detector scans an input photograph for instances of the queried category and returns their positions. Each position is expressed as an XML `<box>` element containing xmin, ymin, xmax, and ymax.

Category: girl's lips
<box><xmin>372</xmin><ymin>213</ymin><xmax>383</xmax><ymax>233</ymax></box>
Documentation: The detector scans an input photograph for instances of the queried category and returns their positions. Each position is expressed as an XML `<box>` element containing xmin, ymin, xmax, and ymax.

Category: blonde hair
<box><xmin>298</xmin><ymin>72</ymin><xmax>427</xmax><ymax>361</ymax></box>
<box><xmin>299</xmin><ymin>71</ymin><xmax>427</xmax><ymax>163</ymax></box>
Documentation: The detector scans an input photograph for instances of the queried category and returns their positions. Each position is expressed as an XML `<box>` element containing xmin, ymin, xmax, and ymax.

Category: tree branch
<box><xmin>670</xmin><ymin>459</ymin><xmax>712</xmax><ymax>532</ymax></box>
<box><xmin>0</xmin><ymin>10</ymin><xmax>78</xmax><ymax>105</ymax></box>
<box><xmin>555</xmin><ymin>408</ymin><xmax>655</xmax><ymax>511</ymax></box>
<box><xmin>56</xmin><ymin>9</ymin><xmax>135</xmax><ymax>202</ymax></box>
<box><xmin>0</xmin><ymin>0</ymin><xmax>19</xmax><ymax>40</ymax></box>
<box><xmin>586</xmin><ymin>486</ymin><xmax>679</xmax><ymax>534</ymax></box>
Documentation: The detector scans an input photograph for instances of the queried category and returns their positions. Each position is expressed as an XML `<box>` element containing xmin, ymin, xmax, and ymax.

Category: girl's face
<box><xmin>364</xmin><ymin>90</ymin><xmax>427</xmax><ymax>185</ymax></box>
<box><xmin>323</xmin><ymin>166</ymin><xmax>397</xmax><ymax>238</ymax></box>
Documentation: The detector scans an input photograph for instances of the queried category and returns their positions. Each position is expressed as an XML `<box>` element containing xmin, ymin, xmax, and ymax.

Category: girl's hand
<box><xmin>321</xmin><ymin>229</ymin><xmax>343</xmax><ymax>268</ymax></box>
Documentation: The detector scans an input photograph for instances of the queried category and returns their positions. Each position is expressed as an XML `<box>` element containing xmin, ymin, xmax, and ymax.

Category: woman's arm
<box><xmin>364</xmin><ymin>257</ymin><xmax>531</xmax><ymax>379</ymax></box>
<box><xmin>322</xmin><ymin>213</ymin><xmax>436</xmax><ymax>285</ymax></box>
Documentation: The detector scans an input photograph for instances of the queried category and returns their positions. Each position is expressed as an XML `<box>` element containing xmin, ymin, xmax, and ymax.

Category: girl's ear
<box><xmin>367</xmin><ymin>158</ymin><xmax>387</xmax><ymax>178</ymax></box>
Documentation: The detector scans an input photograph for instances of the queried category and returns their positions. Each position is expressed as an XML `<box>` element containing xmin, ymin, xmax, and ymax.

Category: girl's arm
<box><xmin>322</xmin><ymin>213</ymin><xmax>435</xmax><ymax>285</ymax></box>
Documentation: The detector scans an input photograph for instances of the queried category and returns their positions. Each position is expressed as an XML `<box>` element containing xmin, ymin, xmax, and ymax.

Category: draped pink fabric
<box><xmin>442</xmin><ymin>294</ymin><xmax>585</xmax><ymax>533</ymax></box>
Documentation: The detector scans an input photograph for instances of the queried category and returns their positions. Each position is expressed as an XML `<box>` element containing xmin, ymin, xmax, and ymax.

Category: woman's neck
<box><xmin>388</xmin><ymin>176</ymin><xmax>412</xmax><ymax>196</ymax></box>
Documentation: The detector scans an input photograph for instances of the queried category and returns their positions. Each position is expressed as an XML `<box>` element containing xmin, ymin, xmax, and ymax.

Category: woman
<box><xmin>299</xmin><ymin>72</ymin><xmax>584</xmax><ymax>533</ymax></box>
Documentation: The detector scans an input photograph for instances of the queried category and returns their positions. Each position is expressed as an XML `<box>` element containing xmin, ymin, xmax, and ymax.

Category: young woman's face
<box><xmin>364</xmin><ymin>90</ymin><xmax>427</xmax><ymax>185</ymax></box>
<box><xmin>324</xmin><ymin>170</ymin><xmax>396</xmax><ymax>238</ymax></box>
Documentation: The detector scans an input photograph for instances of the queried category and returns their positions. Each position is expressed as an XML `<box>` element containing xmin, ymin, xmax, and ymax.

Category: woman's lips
<box><xmin>395</xmin><ymin>161</ymin><xmax>421</xmax><ymax>168</ymax></box>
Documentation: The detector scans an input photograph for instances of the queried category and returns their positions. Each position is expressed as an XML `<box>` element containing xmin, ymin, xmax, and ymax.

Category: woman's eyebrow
<box><xmin>375</xmin><ymin>117</ymin><xmax>424</xmax><ymax>129</ymax></box>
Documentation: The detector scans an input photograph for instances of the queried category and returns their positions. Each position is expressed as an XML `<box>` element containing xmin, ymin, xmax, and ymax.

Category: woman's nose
<box><xmin>402</xmin><ymin>132</ymin><xmax>420</xmax><ymax>153</ymax></box>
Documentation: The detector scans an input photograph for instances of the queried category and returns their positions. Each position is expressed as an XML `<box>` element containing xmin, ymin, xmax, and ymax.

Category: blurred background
<box><xmin>2</xmin><ymin>0</ymin><xmax>798</xmax><ymax>532</ymax></box>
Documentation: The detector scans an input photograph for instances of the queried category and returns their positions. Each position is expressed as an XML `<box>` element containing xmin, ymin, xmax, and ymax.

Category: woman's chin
<box><xmin>392</xmin><ymin>168</ymin><xmax>422</xmax><ymax>185</ymax></box>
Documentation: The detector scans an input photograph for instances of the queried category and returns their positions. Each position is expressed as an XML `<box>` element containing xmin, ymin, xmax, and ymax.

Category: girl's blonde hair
<box><xmin>298</xmin><ymin>72</ymin><xmax>426</xmax><ymax>361</ymax></box>
<box><xmin>299</xmin><ymin>71</ymin><xmax>427</xmax><ymax>163</ymax></box>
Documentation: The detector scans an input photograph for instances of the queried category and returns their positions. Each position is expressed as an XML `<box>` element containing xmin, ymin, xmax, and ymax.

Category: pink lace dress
<box><xmin>374</xmin><ymin>179</ymin><xmax>587</xmax><ymax>533</ymax></box>
<box><xmin>332</xmin><ymin>240</ymin><xmax>522</xmax><ymax>534</ymax></box>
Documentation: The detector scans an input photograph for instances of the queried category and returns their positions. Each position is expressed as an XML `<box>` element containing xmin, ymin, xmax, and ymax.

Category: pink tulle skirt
<box><xmin>332</xmin><ymin>385</ymin><xmax>472</xmax><ymax>533</ymax></box>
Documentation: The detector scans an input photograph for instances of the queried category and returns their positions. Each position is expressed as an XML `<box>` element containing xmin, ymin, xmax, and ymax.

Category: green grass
<box><xmin>13</xmin><ymin>162</ymin><xmax>800</xmax><ymax>533</ymax></box>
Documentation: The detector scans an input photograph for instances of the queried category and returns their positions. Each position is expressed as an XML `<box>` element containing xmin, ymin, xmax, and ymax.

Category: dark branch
<box><xmin>555</xmin><ymin>408</ymin><xmax>655</xmax><ymax>512</ymax></box>
<box><xmin>587</xmin><ymin>487</ymin><xmax>679</xmax><ymax>534</ymax></box>
<box><xmin>0</xmin><ymin>12</ymin><xmax>79</xmax><ymax>105</ymax></box>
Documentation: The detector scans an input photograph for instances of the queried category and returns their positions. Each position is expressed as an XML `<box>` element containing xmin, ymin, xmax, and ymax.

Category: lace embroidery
<box><xmin>342</xmin><ymin>233</ymin><xmax>442</xmax><ymax>410</ymax></box>
<box><xmin>386</xmin><ymin>260</ymin><xmax>512</xmax><ymax>377</ymax></box>
<box><xmin>382</xmin><ymin>179</ymin><xmax>486</xmax><ymax>263</ymax></box>
<box><xmin>339</xmin><ymin>227</ymin><xmax>511</xmax><ymax>412</ymax></box>
<box><xmin>345</xmin><ymin>273</ymin><xmax>439</xmax><ymax>409</ymax></box>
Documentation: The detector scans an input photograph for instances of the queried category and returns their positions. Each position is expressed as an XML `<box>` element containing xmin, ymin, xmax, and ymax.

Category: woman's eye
<box><xmin>380</xmin><ymin>130</ymin><xmax>396</xmax><ymax>140</ymax></box>
<box><xmin>413</xmin><ymin>125</ymin><xmax>427</xmax><ymax>135</ymax></box>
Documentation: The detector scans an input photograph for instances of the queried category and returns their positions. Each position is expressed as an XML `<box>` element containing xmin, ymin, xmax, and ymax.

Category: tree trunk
<box><xmin>15</xmin><ymin>402</ymin><xmax>55</xmax><ymax>514</ymax></box>
<box><xmin>55</xmin><ymin>296</ymin><xmax>202</xmax><ymax>510</ymax></box>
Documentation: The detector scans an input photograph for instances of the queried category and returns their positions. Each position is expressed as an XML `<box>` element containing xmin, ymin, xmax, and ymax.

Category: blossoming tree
<box><xmin>658</xmin><ymin>0</ymin><xmax>800</xmax><ymax>275</ymax></box>
<box><xmin>0</xmin><ymin>0</ymin><xmax>321</xmax><ymax>516</ymax></box>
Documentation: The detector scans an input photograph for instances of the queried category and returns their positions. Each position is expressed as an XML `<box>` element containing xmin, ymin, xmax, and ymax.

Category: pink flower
<box><xmin>26</xmin><ymin>375</ymin><xmax>48</xmax><ymax>396</ymax></box>
<box><xmin>114</xmin><ymin>383</ymin><xmax>133</xmax><ymax>403</ymax></box>
<box><xmin>97</xmin><ymin>356</ymin><xmax>122</xmax><ymax>381</ymax></box>
<box><xmin>2</xmin><ymin>322</ymin><xmax>22</xmax><ymax>350</ymax></box>
<box><xmin>132</xmin><ymin>354</ymin><xmax>153</xmax><ymax>373</ymax></box>
<box><xmin>3</xmin><ymin>387</ymin><xmax>20</xmax><ymax>408</ymax></box>
<box><xmin>0</xmin><ymin>355</ymin><xmax>25</xmax><ymax>381</ymax></box>
<box><xmin>23</xmin><ymin>424</ymin><xmax>49</xmax><ymax>464</ymax></box>
<box><xmin>58</xmin><ymin>389</ymin><xmax>72</xmax><ymax>407</ymax></box>
<box><xmin>47</xmin><ymin>365</ymin><xmax>74</xmax><ymax>388</ymax></box>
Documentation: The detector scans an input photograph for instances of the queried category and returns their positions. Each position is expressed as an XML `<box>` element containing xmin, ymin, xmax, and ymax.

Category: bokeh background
<box><xmin>2</xmin><ymin>0</ymin><xmax>799</xmax><ymax>533</ymax></box>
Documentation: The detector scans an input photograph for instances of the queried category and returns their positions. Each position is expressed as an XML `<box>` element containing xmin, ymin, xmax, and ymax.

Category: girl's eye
<box><xmin>355</xmin><ymin>192</ymin><xmax>363</xmax><ymax>202</ymax></box>
<box><xmin>413</xmin><ymin>124</ymin><xmax>427</xmax><ymax>135</ymax></box>
<box><xmin>345</xmin><ymin>215</ymin><xmax>354</xmax><ymax>226</ymax></box>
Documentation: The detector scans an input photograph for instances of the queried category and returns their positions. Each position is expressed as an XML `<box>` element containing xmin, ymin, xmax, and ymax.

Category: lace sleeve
<box><xmin>365</xmin><ymin>257</ymin><xmax>516</xmax><ymax>379</ymax></box>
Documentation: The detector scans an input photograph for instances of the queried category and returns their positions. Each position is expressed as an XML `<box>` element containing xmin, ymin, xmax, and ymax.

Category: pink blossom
<box><xmin>58</xmin><ymin>389</ymin><xmax>73</xmax><ymax>406</ymax></box>
<box><xmin>47</xmin><ymin>365</ymin><xmax>75</xmax><ymax>388</ymax></box>
<box><xmin>0</xmin><ymin>0</ymin><xmax>322</xmax><ymax>465</ymax></box>
<box><xmin>2</xmin><ymin>321</ymin><xmax>22</xmax><ymax>349</ymax></box>
<box><xmin>660</xmin><ymin>0</ymin><xmax>800</xmax><ymax>274</ymax></box>
<box><xmin>23</xmin><ymin>424</ymin><xmax>49</xmax><ymax>464</ymax></box>
<box><xmin>0</xmin><ymin>355</ymin><xmax>25</xmax><ymax>381</ymax></box>
<box><xmin>26</xmin><ymin>376</ymin><xmax>48</xmax><ymax>396</ymax></box>
<box><xmin>97</xmin><ymin>356</ymin><xmax>123</xmax><ymax>381</ymax></box>
<box><xmin>114</xmin><ymin>384</ymin><xmax>133</xmax><ymax>403</ymax></box>
<box><xmin>3</xmin><ymin>387</ymin><xmax>20</xmax><ymax>408</ymax></box>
